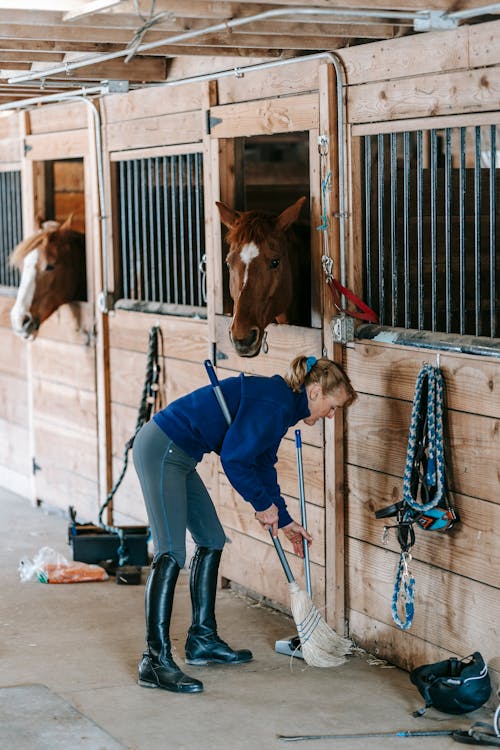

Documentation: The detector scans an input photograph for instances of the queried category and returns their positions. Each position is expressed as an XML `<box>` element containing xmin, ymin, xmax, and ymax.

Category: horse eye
<box><xmin>45</xmin><ymin>264</ymin><xmax>55</xmax><ymax>272</ymax></box>
<box><xmin>270</xmin><ymin>258</ymin><xmax>280</xmax><ymax>269</ymax></box>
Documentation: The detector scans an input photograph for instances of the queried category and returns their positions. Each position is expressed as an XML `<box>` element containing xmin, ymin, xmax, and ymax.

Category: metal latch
<box><xmin>331</xmin><ymin>314</ymin><xmax>354</xmax><ymax>344</ymax></box>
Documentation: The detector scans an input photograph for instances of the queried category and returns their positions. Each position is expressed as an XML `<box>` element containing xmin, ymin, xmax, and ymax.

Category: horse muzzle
<box><xmin>229</xmin><ymin>325</ymin><xmax>262</xmax><ymax>358</ymax></box>
<box><xmin>11</xmin><ymin>312</ymin><xmax>40</xmax><ymax>340</ymax></box>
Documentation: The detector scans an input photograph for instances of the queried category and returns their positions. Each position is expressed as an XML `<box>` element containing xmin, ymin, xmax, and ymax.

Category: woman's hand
<box><xmin>255</xmin><ymin>504</ymin><xmax>279</xmax><ymax>537</ymax></box>
<box><xmin>282</xmin><ymin>521</ymin><xmax>313</xmax><ymax>558</ymax></box>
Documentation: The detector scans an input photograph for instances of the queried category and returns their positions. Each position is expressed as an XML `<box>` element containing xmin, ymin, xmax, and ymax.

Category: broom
<box><xmin>204</xmin><ymin>359</ymin><xmax>353</xmax><ymax>668</ymax></box>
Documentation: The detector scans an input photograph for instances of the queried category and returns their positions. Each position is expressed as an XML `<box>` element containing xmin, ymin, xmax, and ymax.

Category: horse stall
<box><xmin>0</xmin><ymin>14</ymin><xmax>498</xmax><ymax>698</ymax></box>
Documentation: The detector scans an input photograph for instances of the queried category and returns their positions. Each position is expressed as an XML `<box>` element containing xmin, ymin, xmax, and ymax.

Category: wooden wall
<box><xmin>337</xmin><ymin>20</ymin><xmax>500</xmax><ymax>693</ymax></box>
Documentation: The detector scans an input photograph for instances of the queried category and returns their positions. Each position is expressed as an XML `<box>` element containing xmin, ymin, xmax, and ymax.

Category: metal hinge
<box><xmin>331</xmin><ymin>313</ymin><xmax>354</xmax><ymax>344</ymax></box>
<box><xmin>32</xmin><ymin>457</ymin><xmax>41</xmax><ymax>475</ymax></box>
<box><xmin>206</xmin><ymin>111</ymin><xmax>222</xmax><ymax>134</ymax></box>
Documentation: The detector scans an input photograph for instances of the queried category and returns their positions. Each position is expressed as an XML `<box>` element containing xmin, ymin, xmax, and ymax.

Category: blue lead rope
<box><xmin>391</xmin><ymin>363</ymin><xmax>446</xmax><ymax>630</ymax></box>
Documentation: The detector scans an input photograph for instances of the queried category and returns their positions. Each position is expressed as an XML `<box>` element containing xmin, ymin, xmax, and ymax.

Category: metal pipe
<box><xmin>448</xmin><ymin>2</ymin><xmax>500</xmax><ymax>21</ymax></box>
<box><xmin>7</xmin><ymin>7</ymin><xmax>423</xmax><ymax>86</ymax></box>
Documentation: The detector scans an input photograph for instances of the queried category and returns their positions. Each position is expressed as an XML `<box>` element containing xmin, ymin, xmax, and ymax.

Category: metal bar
<box><xmin>489</xmin><ymin>125</ymin><xmax>497</xmax><ymax>337</ymax></box>
<box><xmin>178</xmin><ymin>155</ymin><xmax>186</xmax><ymax>305</ymax></box>
<box><xmin>444</xmin><ymin>128</ymin><xmax>452</xmax><ymax>333</ymax></box>
<box><xmin>364</xmin><ymin>136</ymin><xmax>373</xmax><ymax>310</ymax></box>
<box><xmin>13</xmin><ymin>171</ymin><xmax>22</xmax><ymax>287</ymax></box>
<box><xmin>390</xmin><ymin>132</ymin><xmax>398</xmax><ymax>326</ymax></box>
<box><xmin>459</xmin><ymin>128</ymin><xmax>466</xmax><ymax>334</ymax></box>
<box><xmin>279</xmin><ymin>729</ymin><xmax>457</xmax><ymax>742</ymax></box>
<box><xmin>416</xmin><ymin>130</ymin><xmax>424</xmax><ymax>330</ymax></box>
<box><xmin>163</xmin><ymin>155</ymin><xmax>172</xmax><ymax>304</ymax></box>
<box><xmin>0</xmin><ymin>173</ymin><xmax>6</xmax><ymax>285</ymax></box>
<box><xmin>119</xmin><ymin>161</ymin><xmax>129</xmax><ymax>298</ymax></box>
<box><xmin>132</xmin><ymin>159</ymin><xmax>140</xmax><ymax>300</ymax></box>
<box><xmin>140</xmin><ymin>159</ymin><xmax>148</xmax><ymax>301</ymax></box>
<box><xmin>171</xmin><ymin>157</ymin><xmax>179</xmax><ymax>304</ymax></box>
<box><xmin>147</xmin><ymin>157</ymin><xmax>156</xmax><ymax>302</ymax></box>
<box><xmin>474</xmin><ymin>126</ymin><xmax>482</xmax><ymax>336</ymax></box>
<box><xmin>377</xmin><ymin>133</ymin><xmax>385</xmax><ymax>323</ymax></box>
<box><xmin>186</xmin><ymin>154</ymin><xmax>195</xmax><ymax>306</ymax></box>
<box><xmin>155</xmin><ymin>157</ymin><xmax>164</xmax><ymax>303</ymax></box>
<box><xmin>403</xmin><ymin>132</ymin><xmax>410</xmax><ymax>328</ymax></box>
<box><xmin>195</xmin><ymin>152</ymin><xmax>204</xmax><ymax>306</ymax></box>
<box><xmin>430</xmin><ymin>129</ymin><xmax>437</xmax><ymax>331</ymax></box>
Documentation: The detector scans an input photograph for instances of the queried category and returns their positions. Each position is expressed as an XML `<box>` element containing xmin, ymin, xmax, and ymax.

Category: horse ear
<box><xmin>216</xmin><ymin>202</ymin><xmax>239</xmax><ymax>229</ymax></box>
<box><xmin>276</xmin><ymin>196</ymin><xmax>307</xmax><ymax>230</ymax></box>
<box><xmin>60</xmin><ymin>214</ymin><xmax>74</xmax><ymax>230</ymax></box>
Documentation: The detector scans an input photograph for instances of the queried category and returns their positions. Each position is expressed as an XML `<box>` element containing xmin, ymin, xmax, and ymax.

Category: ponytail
<box><xmin>284</xmin><ymin>354</ymin><xmax>357</xmax><ymax>406</ymax></box>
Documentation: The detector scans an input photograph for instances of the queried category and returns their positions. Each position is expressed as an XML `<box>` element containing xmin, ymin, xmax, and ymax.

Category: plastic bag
<box><xmin>19</xmin><ymin>546</ymin><xmax>108</xmax><ymax>584</ymax></box>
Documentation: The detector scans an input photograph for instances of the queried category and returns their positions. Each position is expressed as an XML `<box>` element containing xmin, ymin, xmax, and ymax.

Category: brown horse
<box><xmin>10</xmin><ymin>216</ymin><xmax>86</xmax><ymax>340</ymax></box>
<box><xmin>217</xmin><ymin>197</ymin><xmax>310</xmax><ymax>357</ymax></box>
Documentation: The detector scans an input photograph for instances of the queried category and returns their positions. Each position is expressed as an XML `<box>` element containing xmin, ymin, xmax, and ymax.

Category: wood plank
<box><xmin>347</xmin><ymin>538</ymin><xmax>498</xmax><ymax>666</ymax></box>
<box><xmin>338</xmin><ymin>26</ymin><xmax>468</xmax><ymax>86</ymax></box>
<box><xmin>209</xmin><ymin>93</ymin><xmax>319</xmax><ymax>138</ymax></box>
<box><xmin>106</xmin><ymin>111</ymin><xmax>203</xmax><ymax>152</ymax></box>
<box><xmin>0</xmin><ymin>417</ymin><xmax>30</xmax><ymax>476</ymax></box>
<box><xmin>102</xmin><ymin>81</ymin><xmax>205</xmax><ymax>124</ymax></box>
<box><xmin>33</xmin><ymin>419</ymin><xmax>98</xmax><ymax>478</ymax></box>
<box><xmin>25</xmin><ymin>129</ymin><xmax>89</xmax><ymax>159</ymax></box>
<box><xmin>217</xmin><ymin>58</ymin><xmax>319</xmax><ymax>105</ymax></box>
<box><xmin>347</xmin><ymin>392</ymin><xmax>500</xmax><ymax>505</ymax></box>
<box><xmin>348</xmin><ymin>609</ymin><xmax>462</xmax><ymax>672</ymax></box>
<box><xmin>0</xmin><ymin>138</ymin><xmax>21</xmax><ymax>162</ymax></box>
<box><xmin>0</xmin><ymin>328</ymin><xmax>27</xmax><ymax>376</ymax></box>
<box><xmin>346</xmin><ymin>464</ymin><xmax>499</xmax><ymax>589</ymax></box>
<box><xmin>0</xmin><ymin>110</ymin><xmax>21</xmax><ymax>139</ymax></box>
<box><xmin>108</xmin><ymin>309</ymin><xmax>209</xmax><ymax>358</ymax></box>
<box><xmin>469</xmin><ymin>19</ymin><xmax>500</xmax><ymax>69</ymax></box>
<box><xmin>347</xmin><ymin>66</ymin><xmax>500</xmax><ymax>125</ymax></box>
<box><xmin>219</xmin><ymin>529</ymin><xmax>325</xmax><ymax>614</ymax></box>
<box><xmin>345</xmin><ymin>341</ymin><xmax>500</xmax><ymax>419</ymax></box>
<box><xmin>215</xmin><ymin>314</ymin><xmax>322</xmax><ymax>372</ymax></box>
<box><xmin>219</xmin><ymin>475</ymin><xmax>325</xmax><ymax>565</ymax></box>
<box><xmin>30</xmin><ymin>337</ymin><xmax>96</xmax><ymax>390</ymax></box>
<box><xmin>34</xmin><ymin>461</ymin><xmax>99</xmax><ymax>521</ymax></box>
<box><xmin>0</xmin><ymin>372</ymin><xmax>29</xmax><ymax>426</ymax></box>
<box><xmin>28</xmin><ymin>101</ymin><xmax>88</xmax><ymax>134</ymax></box>
<box><xmin>29</xmin><ymin>302</ymin><xmax>94</xmax><ymax>345</ymax></box>
<box><xmin>31</xmin><ymin>379</ymin><xmax>97</xmax><ymax>434</ymax></box>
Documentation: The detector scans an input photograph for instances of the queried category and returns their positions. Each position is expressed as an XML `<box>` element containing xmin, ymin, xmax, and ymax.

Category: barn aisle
<box><xmin>0</xmin><ymin>488</ymin><xmax>476</xmax><ymax>750</ymax></box>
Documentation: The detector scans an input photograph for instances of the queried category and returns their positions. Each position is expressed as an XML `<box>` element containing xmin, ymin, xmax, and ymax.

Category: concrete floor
<box><xmin>0</xmin><ymin>488</ymin><xmax>482</xmax><ymax>750</ymax></box>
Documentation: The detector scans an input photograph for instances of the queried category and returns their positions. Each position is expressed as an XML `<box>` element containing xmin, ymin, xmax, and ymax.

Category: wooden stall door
<box><xmin>206</xmin><ymin>93</ymin><xmax>328</xmax><ymax>612</ymax></box>
<box><xmin>22</xmin><ymin>122</ymin><xmax>100</xmax><ymax>522</ymax></box>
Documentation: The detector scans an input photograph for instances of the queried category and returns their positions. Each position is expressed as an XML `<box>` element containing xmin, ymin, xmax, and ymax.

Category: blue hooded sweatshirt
<box><xmin>153</xmin><ymin>373</ymin><xmax>310</xmax><ymax>528</ymax></box>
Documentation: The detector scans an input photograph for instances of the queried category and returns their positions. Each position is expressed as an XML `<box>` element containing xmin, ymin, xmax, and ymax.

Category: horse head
<box><xmin>217</xmin><ymin>197</ymin><xmax>307</xmax><ymax>357</ymax></box>
<box><xmin>9</xmin><ymin>215</ymin><xmax>86</xmax><ymax>340</ymax></box>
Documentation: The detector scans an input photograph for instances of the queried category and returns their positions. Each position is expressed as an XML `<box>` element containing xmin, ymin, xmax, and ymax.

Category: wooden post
<box><xmin>319</xmin><ymin>60</ymin><xmax>347</xmax><ymax>635</ymax></box>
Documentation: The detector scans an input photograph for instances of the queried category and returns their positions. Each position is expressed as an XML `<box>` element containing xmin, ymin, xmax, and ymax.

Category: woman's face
<box><xmin>303</xmin><ymin>383</ymin><xmax>350</xmax><ymax>426</ymax></box>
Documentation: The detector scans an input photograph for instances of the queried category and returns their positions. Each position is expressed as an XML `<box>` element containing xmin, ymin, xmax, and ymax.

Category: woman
<box><xmin>132</xmin><ymin>354</ymin><xmax>357</xmax><ymax>694</ymax></box>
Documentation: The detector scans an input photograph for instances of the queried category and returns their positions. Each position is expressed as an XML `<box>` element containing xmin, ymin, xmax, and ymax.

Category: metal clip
<box><xmin>321</xmin><ymin>254</ymin><xmax>333</xmax><ymax>281</ymax></box>
<box><xmin>318</xmin><ymin>134</ymin><xmax>329</xmax><ymax>156</ymax></box>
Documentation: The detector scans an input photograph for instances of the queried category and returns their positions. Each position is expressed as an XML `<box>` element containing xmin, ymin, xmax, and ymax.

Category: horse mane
<box><xmin>9</xmin><ymin>221</ymin><xmax>60</xmax><ymax>269</ymax></box>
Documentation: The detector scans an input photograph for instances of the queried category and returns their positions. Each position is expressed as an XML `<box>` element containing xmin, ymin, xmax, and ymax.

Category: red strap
<box><xmin>327</xmin><ymin>277</ymin><xmax>378</xmax><ymax>323</ymax></box>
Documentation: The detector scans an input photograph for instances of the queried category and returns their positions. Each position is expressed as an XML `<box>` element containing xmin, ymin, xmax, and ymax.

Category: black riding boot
<box><xmin>138</xmin><ymin>553</ymin><xmax>203</xmax><ymax>693</ymax></box>
<box><xmin>184</xmin><ymin>547</ymin><xmax>253</xmax><ymax>666</ymax></box>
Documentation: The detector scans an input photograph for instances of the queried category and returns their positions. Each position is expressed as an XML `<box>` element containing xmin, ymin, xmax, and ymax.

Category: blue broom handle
<box><xmin>204</xmin><ymin>359</ymin><xmax>232</xmax><ymax>426</ymax></box>
<box><xmin>203</xmin><ymin>358</ymin><xmax>296</xmax><ymax>585</ymax></box>
<box><xmin>295</xmin><ymin>429</ymin><xmax>312</xmax><ymax>596</ymax></box>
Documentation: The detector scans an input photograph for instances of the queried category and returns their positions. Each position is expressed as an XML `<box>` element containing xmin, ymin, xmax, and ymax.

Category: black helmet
<box><xmin>410</xmin><ymin>652</ymin><xmax>491</xmax><ymax>716</ymax></box>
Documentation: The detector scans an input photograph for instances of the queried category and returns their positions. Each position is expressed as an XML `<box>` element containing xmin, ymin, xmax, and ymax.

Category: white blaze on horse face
<box><xmin>239</xmin><ymin>242</ymin><xmax>259</xmax><ymax>287</ymax></box>
<box><xmin>10</xmin><ymin>249</ymin><xmax>39</xmax><ymax>337</ymax></box>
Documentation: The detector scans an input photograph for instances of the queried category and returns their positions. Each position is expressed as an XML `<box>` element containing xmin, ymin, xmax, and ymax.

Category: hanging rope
<box><xmin>98</xmin><ymin>325</ymin><xmax>163</xmax><ymax>564</ymax></box>
<box><xmin>376</xmin><ymin>362</ymin><xmax>458</xmax><ymax>630</ymax></box>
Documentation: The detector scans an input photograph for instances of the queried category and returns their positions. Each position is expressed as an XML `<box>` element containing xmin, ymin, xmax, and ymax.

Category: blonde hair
<box><xmin>284</xmin><ymin>354</ymin><xmax>357</xmax><ymax>406</ymax></box>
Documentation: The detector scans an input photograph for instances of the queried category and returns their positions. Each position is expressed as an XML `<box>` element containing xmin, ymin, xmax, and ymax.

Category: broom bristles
<box><xmin>289</xmin><ymin>582</ymin><xmax>353</xmax><ymax>668</ymax></box>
